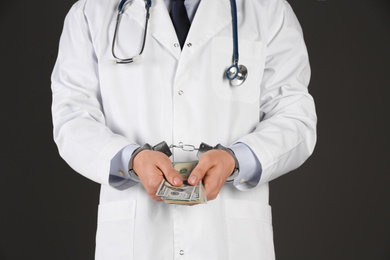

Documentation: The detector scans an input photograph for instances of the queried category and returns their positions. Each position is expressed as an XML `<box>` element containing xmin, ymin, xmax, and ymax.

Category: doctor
<box><xmin>51</xmin><ymin>0</ymin><xmax>317</xmax><ymax>259</ymax></box>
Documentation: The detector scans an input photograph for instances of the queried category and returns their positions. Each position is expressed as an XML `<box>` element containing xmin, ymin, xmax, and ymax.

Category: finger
<box><xmin>144</xmin><ymin>179</ymin><xmax>164</xmax><ymax>201</ymax></box>
<box><xmin>138</xmin><ymin>165</ymin><xmax>163</xmax><ymax>187</ymax></box>
<box><xmin>136</xmin><ymin>165</ymin><xmax>165</xmax><ymax>201</ymax></box>
<box><xmin>145</xmin><ymin>186</ymin><xmax>163</xmax><ymax>201</ymax></box>
<box><xmin>162</xmin><ymin>167</ymin><xmax>183</xmax><ymax>187</ymax></box>
<box><xmin>188</xmin><ymin>157</ymin><xmax>212</xmax><ymax>186</ymax></box>
<box><xmin>203</xmin><ymin>175</ymin><xmax>219</xmax><ymax>201</ymax></box>
<box><xmin>150</xmin><ymin>195</ymin><xmax>163</xmax><ymax>202</ymax></box>
<box><xmin>155</xmin><ymin>156</ymin><xmax>183</xmax><ymax>187</ymax></box>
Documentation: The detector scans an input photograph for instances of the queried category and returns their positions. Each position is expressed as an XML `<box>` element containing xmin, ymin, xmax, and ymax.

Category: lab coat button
<box><xmin>187</xmin><ymin>43</ymin><xmax>192</xmax><ymax>47</ymax></box>
<box><xmin>179</xmin><ymin>250</ymin><xmax>184</xmax><ymax>255</ymax></box>
<box><xmin>174</xmin><ymin>43</ymin><xmax>179</xmax><ymax>48</ymax></box>
<box><xmin>178</xmin><ymin>90</ymin><xmax>184</xmax><ymax>95</ymax></box>
<box><xmin>119</xmin><ymin>170</ymin><xmax>125</xmax><ymax>177</ymax></box>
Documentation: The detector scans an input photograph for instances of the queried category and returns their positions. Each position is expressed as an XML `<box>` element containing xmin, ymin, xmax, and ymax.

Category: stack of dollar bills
<box><xmin>156</xmin><ymin>162</ymin><xmax>207</xmax><ymax>205</ymax></box>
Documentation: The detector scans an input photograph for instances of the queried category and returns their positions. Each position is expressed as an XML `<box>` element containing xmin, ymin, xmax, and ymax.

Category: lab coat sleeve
<box><xmin>51</xmin><ymin>1</ymin><xmax>133</xmax><ymax>186</ymax></box>
<box><xmin>236</xmin><ymin>0</ymin><xmax>317</xmax><ymax>187</ymax></box>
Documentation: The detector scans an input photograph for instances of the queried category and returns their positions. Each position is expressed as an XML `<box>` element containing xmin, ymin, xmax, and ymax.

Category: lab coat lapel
<box><xmin>186</xmin><ymin>0</ymin><xmax>232</xmax><ymax>48</ymax></box>
<box><xmin>124</xmin><ymin>0</ymin><xmax>180</xmax><ymax>59</ymax></box>
<box><xmin>145</xmin><ymin>0</ymin><xmax>232</xmax><ymax>59</ymax></box>
<box><xmin>173</xmin><ymin>0</ymin><xmax>232</xmax><ymax>84</ymax></box>
<box><xmin>148</xmin><ymin>0</ymin><xmax>182</xmax><ymax>59</ymax></box>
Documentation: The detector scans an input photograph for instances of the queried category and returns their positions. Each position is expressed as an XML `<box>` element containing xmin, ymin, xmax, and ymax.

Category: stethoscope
<box><xmin>112</xmin><ymin>0</ymin><xmax>248</xmax><ymax>86</ymax></box>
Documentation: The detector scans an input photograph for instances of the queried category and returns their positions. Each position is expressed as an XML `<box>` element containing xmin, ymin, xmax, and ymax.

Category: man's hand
<box><xmin>132</xmin><ymin>150</ymin><xmax>183</xmax><ymax>201</ymax></box>
<box><xmin>188</xmin><ymin>150</ymin><xmax>235</xmax><ymax>201</ymax></box>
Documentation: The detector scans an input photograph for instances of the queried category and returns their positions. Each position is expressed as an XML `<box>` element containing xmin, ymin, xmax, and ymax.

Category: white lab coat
<box><xmin>51</xmin><ymin>0</ymin><xmax>316</xmax><ymax>259</ymax></box>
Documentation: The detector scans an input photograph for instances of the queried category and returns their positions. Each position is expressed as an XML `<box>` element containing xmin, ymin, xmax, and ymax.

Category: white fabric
<box><xmin>51</xmin><ymin>0</ymin><xmax>317</xmax><ymax>259</ymax></box>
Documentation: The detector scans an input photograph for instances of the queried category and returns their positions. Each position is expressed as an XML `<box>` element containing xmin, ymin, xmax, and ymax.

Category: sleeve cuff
<box><xmin>229</xmin><ymin>142</ymin><xmax>262</xmax><ymax>191</ymax></box>
<box><xmin>109</xmin><ymin>144</ymin><xmax>140</xmax><ymax>190</ymax></box>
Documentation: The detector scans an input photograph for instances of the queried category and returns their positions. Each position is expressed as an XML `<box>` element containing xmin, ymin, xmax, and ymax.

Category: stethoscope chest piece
<box><xmin>226</xmin><ymin>64</ymin><xmax>248</xmax><ymax>86</ymax></box>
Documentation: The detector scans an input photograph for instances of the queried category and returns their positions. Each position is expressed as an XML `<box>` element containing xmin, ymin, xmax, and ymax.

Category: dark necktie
<box><xmin>170</xmin><ymin>0</ymin><xmax>191</xmax><ymax>49</ymax></box>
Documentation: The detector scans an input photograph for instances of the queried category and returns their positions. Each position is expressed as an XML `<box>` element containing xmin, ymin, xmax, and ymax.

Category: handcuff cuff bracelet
<box><xmin>128</xmin><ymin>141</ymin><xmax>239</xmax><ymax>183</ymax></box>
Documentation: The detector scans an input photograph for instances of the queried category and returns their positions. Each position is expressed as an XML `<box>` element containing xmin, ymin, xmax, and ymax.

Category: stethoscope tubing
<box><xmin>230</xmin><ymin>0</ymin><xmax>239</xmax><ymax>64</ymax></box>
<box><xmin>112</xmin><ymin>0</ymin><xmax>151</xmax><ymax>63</ymax></box>
<box><xmin>113</xmin><ymin>0</ymin><xmax>239</xmax><ymax>64</ymax></box>
<box><xmin>112</xmin><ymin>0</ymin><xmax>247</xmax><ymax>86</ymax></box>
<box><xmin>118</xmin><ymin>0</ymin><xmax>151</xmax><ymax>10</ymax></box>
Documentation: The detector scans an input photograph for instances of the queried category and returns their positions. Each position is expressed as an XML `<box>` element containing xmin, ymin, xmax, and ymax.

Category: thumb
<box><xmin>188</xmin><ymin>162</ymin><xmax>209</xmax><ymax>186</ymax></box>
<box><xmin>162</xmin><ymin>167</ymin><xmax>183</xmax><ymax>187</ymax></box>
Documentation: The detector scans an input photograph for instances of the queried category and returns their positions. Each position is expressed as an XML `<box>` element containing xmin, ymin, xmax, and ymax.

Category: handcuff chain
<box><xmin>169</xmin><ymin>143</ymin><xmax>198</xmax><ymax>152</ymax></box>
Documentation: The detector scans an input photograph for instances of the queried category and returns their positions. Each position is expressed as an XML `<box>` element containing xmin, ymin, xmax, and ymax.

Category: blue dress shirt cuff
<box><xmin>109</xmin><ymin>144</ymin><xmax>140</xmax><ymax>190</ymax></box>
<box><xmin>229</xmin><ymin>142</ymin><xmax>262</xmax><ymax>191</ymax></box>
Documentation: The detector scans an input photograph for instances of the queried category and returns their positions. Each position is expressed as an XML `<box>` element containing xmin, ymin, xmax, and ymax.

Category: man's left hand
<box><xmin>188</xmin><ymin>150</ymin><xmax>235</xmax><ymax>201</ymax></box>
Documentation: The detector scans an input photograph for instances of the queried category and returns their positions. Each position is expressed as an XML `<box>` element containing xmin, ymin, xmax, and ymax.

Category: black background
<box><xmin>0</xmin><ymin>0</ymin><xmax>389</xmax><ymax>259</ymax></box>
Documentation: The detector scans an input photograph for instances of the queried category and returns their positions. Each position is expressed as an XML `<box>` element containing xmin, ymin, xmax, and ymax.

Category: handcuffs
<box><xmin>128</xmin><ymin>141</ymin><xmax>239</xmax><ymax>183</ymax></box>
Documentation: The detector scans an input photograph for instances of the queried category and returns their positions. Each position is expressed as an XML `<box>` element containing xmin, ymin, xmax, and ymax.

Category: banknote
<box><xmin>156</xmin><ymin>162</ymin><xmax>196</xmax><ymax>198</ymax></box>
<box><xmin>156</xmin><ymin>162</ymin><xmax>207</xmax><ymax>204</ymax></box>
<box><xmin>163</xmin><ymin>180</ymin><xmax>207</xmax><ymax>205</ymax></box>
<box><xmin>156</xmin><ymin>181</ymin><xmax>196</xmax><ymax>201</ymax></box>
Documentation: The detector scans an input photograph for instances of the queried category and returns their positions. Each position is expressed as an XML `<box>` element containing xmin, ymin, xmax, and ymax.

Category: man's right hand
<box><xmin>132</xmin><ymin>150</ymin><xmax>183</xmax><ymax>201</ymax></box>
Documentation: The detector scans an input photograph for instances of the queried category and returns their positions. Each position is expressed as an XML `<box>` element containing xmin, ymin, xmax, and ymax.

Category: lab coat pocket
<box><xmin>225</xmin><ymin>199</ymin><xmax>275</xmax><ymax>260</ymax></box>
<box><xmin>212</xmin><ymin>37</ymin><xmax>265</xmax><ymax>103</ymax></box>
<box><xmin>95</xmin><ymin>200</ymin><xmax>136</xmax><ymax>260</ymax></box>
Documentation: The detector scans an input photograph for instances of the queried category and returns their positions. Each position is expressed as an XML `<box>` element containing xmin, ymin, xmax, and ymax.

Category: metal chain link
<box><xmin>169</xmin><ymin>143</ymin><xmax>199</xmax><ymax>152</ymax></box>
